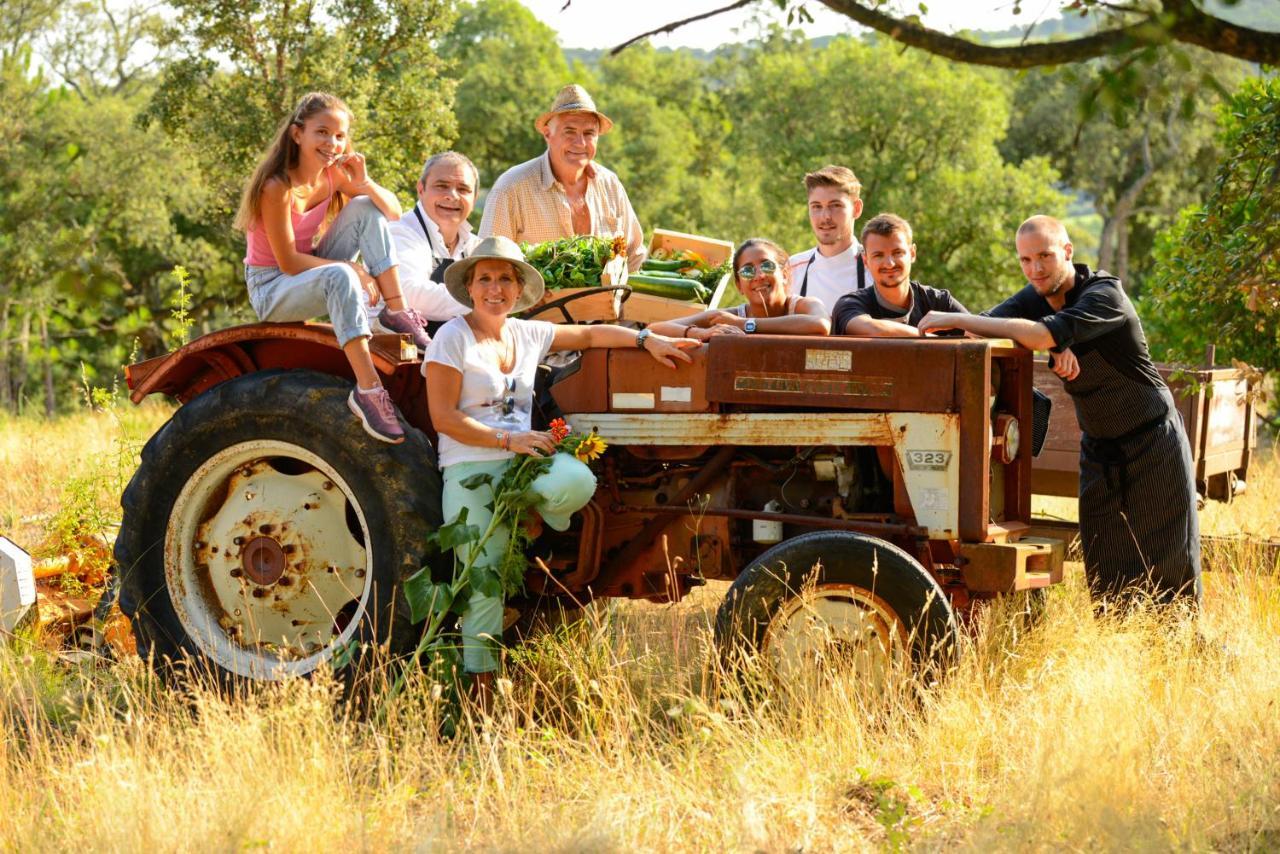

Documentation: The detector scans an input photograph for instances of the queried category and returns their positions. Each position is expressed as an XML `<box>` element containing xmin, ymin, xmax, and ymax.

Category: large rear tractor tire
<box><xmin>715</xmin><ymin>531</ymin><xmax>957</xmax><ymax>692</ymax></box>
<box><xmin>115</xmin><ymin>370</ymin><xmax>444</xmax><ymax>683</ymax></box>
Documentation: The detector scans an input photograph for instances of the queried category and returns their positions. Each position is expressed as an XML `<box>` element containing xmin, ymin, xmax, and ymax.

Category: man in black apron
<box><xmin>787</xmin><ymin>165</ymin><xmax>874</xmax><ymax>315</ymax></box>
<box><xmin>388</xmin><ymin>151</ymin><xmax>480</xmax><ymax>337</ymax></box>
<box><xmin>919</xmin><ymin>215</ymin><xmax>1201</xmax><ymax>606</ymax></box>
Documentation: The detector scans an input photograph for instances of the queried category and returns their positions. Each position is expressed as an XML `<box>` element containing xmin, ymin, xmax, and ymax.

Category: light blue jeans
<box><xmin>441</xmin><ymin>453</ymin><xmax>598</xmax><ymax>673</ymax></box>
<box><xmin>245</xmin><ymin>197</ymin><xmax>399</xmax><ymax>347</ymax></box>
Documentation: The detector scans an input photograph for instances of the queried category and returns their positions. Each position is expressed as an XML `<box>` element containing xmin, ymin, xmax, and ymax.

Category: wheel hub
<box><xmin>241</xmin><ymin>535</ymin><xmax>286</xmax><ymax>586</ymax></box>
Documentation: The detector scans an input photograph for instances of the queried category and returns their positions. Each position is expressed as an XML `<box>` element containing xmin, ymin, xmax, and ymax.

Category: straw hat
<box><xmin>444</xmin><ymin>236</ymin><xmax>546</xmax><ymax>312</ymax></box>
<box><xmin>534</xmin><ymin>84</ymin><xmax>614</xmax><ymax>135</ymax></box>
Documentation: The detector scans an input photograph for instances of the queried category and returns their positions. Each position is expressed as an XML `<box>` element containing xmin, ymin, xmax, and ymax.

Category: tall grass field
<box><xmin>2</xmin><ymin>405</ymin><xmax>1278</xmax><ymax>851</ymax></box>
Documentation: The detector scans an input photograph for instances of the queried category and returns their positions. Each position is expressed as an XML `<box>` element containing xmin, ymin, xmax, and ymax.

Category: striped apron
<box><xmin>1067</xmin><ymin>350</ymin><xmax>1202</xmax><ymax>603</ymax></box>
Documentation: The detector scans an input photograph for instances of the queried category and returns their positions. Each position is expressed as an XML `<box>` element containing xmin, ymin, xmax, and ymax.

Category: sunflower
<box><xmin>573</xmin><ymin>432</ymin><xmax>607</xmax><ymax>463</ymax></box>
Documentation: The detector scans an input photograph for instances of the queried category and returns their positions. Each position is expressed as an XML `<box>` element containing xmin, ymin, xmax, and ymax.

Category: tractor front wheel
<box><xmin>715</xmin><ymin>530</ymin><xmax>956</xmax><ymax>692</ymax></box>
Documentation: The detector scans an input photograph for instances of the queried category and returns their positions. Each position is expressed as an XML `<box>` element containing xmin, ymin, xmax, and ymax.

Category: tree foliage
<box><xmin>2</xmin><ymin>0</ymin><xmax>1274</xmax><ymax>414</ymax></box>
<box><xmin>1143</xmin><ymin>75</ymin><xmax>1280</xmax><ymax>372</ymax></box>
<box><xmin>700</xmin><ymin>32</ymin><xmax>1066</xmax><ymax>307</ymax></box>
<box><xmin>439</xmin><ymin>0</ymin><xmax>570</xmax><ymax>188</ymax></box>
<box><xmin>1001</xmin><ymin>47</ymin><xmax>1248</xmax><ymax>293</ymax></box>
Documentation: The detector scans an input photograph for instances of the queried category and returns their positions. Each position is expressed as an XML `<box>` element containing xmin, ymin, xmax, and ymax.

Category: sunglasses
<box><xmin>501</xmin><ymin>377</ymin><xmax>516</xmax><ymax>417</ymax></box>
<box><xmin>737</xmin><ymin>259</ymin><xmax>779</xmax><ymax>280</ymax></box>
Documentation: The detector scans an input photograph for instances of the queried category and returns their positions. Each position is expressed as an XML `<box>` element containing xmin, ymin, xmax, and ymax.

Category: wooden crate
<box><xmin>524</xmin><ymin>255</ymin><xmax>628</xmax><ymax>323</ymax></box>
<box><xmin>622</xmin><ymin>229</ymin><xmax>736</xmax><ymax>323</ymax></box>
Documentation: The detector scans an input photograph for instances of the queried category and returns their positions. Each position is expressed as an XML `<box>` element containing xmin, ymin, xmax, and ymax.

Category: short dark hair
<box><xmin>804</xmin><ymin>165</ymin><xmax>861</xmax><ymax>201</ymax></box>
<box><xmin>419</xmin><ymin>150</ymin><xmax>480</xmax><ymax>187</ymax></box>
<box><xmin>861</xmin><ymin>213</ymin><xmax>913</xmax><ymax>245</ymax></box>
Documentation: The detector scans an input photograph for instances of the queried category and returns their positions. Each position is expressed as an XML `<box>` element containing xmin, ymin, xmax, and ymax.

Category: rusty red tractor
<box><xmin>115</xmin><ymin>321</ymin><xmax>1063</xmax><ymax>685</ymax></box>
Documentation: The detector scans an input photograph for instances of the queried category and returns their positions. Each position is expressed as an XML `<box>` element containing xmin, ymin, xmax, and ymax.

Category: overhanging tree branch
<box><xmin>612</xmin><ymin>0</ymin><xmax>1280</xmax><ymax>66</ymax></box>
<box><xmin>609</xmin><ymin>0</ymin><xmax>756</xmax><ymax>54</ymax></box>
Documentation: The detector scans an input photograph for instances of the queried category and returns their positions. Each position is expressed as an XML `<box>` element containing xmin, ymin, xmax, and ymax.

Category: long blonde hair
<box><xmin>233</xmin><ymin>92</ymin><xmax>351</xmax><ymax>234</ymax></box>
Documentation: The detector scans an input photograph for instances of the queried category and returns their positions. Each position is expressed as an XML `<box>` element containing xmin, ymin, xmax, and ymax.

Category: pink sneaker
<box><xmin>378</xmin><ymin>306</ymin><xmax>431</xmax><ymax>350</ymax></box>
<box><xmin>347</xmin><ymin>387</ymin><xmax>405</xmax><ymax>444</ymax></box>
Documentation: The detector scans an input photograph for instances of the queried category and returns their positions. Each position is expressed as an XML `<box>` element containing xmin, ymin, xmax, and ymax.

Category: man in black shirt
<box><xmin>831</xmin><ymin>214</ymin><xmax>968</xmax><ymax>337</ymax></box>
<box><xmin>918</xmin><ymin>215</ymin><xmax>1201</xmax><ymax>605</ymax></box>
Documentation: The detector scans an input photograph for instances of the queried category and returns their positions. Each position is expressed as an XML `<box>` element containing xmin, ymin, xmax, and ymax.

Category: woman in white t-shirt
<box><xmin>424</xmin><ymin>235</ymin><xmax>695</xmax><ymax>702</ymax></box>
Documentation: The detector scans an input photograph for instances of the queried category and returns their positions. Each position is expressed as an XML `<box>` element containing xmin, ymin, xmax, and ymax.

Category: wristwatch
<box><xmin>743</xmin><ymin>318</ymin><xmax>758</xmax><ymax>334</ymax></box>
<box><xmin>635</xmin><ymin>328</ymin><xmax>652</xmax><ymax>349</ymax></box>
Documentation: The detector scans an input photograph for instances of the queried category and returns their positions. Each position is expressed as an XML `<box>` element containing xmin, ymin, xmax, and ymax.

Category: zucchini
<box><xmin>627</xmin><ymin>274</ymin><xmax>704</xmax><ymax>300</ymax></box>
<box><xmin>641</xmin><ymin>259</ymin><xmax>689</xmax><ymax>272</ymax></box>
<box><xmin>636</xmin><ymin>269</ymin><xmax>697</xmax><ymax>280</ymax></box>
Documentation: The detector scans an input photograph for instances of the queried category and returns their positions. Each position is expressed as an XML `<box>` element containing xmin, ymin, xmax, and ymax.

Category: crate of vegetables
<box><xmin>519</xmin><ymin>235</ymin><xmax>630</xmax><ymax>324</ymax></box>
<box><xmin>622</xmin><ymin>229</ymin><xmax>735</xmax><ymax>324</ymax></box>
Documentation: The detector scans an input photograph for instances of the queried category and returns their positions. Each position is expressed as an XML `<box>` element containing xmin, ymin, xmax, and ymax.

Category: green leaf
<box><xmin>470</xmin><ymin>566</ymin><xmax>503</xmax><ymax>599</ymax></box>
<box><xmin>427</xmin><ymin>507</ymin><xmax>481</xmax><ymax>553</ymax></box>
<box><xmin>404</xmin><ymin>568</ymin><xmax>455</xmax><ymax>624</ymax></box>
<box><xmin>458</xmin><ymin>472</ymin><xmax>495</xmax><ymax>490</ymax></box>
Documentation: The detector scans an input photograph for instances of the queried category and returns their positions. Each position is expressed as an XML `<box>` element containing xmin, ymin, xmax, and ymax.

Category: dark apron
<box><xmin>414</xmin><ymin>206</ymin><xmax>457</xmax><ymax>337</ymax></box>
<box><xmin>1067</xmin><ymin>349</ymin><xmax>1201</xmax><ymax>603</ymax></box>
<box><xmin>799</xmin><ymin>250</ymin><xmax>866</xmax><ymax>300</ymax></box>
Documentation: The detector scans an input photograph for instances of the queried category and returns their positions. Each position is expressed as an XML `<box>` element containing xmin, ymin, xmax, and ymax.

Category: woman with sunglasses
<box><xmin>424</xmin><ymin>235</ymin><xmax>696</xmax><ymax>708</ymax></box>
<box><xmin>647</xmin><ymin>238</ymin><xmax>831</xmax><ymax>341</ymax></box>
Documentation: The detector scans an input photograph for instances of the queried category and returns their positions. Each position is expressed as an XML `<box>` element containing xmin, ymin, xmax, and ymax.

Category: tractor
<box><xmin>115</xmin><ymin>319</ymin><xmax>1063</xmax><ymax>684</ymax></box>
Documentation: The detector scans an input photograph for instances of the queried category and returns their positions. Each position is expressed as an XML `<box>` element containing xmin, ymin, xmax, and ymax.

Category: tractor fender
<box><xmin>124</xmin><ymin>321</ymin><xmax>430</xmax><ymax>432</ymax></box>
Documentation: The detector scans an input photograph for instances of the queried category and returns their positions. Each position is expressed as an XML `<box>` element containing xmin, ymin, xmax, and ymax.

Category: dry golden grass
<box><xmin>2</xmin><ymin>409</ymin><xmax>1278</xmax><ymax>851</ymax></box>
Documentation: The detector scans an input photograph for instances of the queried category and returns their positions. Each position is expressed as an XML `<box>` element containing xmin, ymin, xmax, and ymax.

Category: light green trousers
<box><xmin>441</xmin><ymin>453</ymin><xmax>597</xmax><ymax>673</ymax></box>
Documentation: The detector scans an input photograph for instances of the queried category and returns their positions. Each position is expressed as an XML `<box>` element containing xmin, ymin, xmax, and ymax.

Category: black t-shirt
<box><xmin>983</xmin><ymin>264</ymin><xmax>1165</xmax><ymax>389</ymax></box>
<box><xmin>831</xmin><ymin>281</ymin><xmax>968</xmax><ymax>334</ymax></box>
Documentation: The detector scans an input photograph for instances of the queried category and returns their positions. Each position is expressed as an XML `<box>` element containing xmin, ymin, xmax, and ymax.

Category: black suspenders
<box><xmin>413</xmin><ymin>204</ymin><xmax>459</xmax><ymax>286</ymax></box>
<box><xmin>799</xmin><ymin>249</ymin><xmax>866</xmax><ymax>298</ymax></box>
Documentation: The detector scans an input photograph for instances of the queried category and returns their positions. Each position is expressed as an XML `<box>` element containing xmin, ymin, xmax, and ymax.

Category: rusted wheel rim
<box><xmin>165</xmin><ymin>440</ymin><xmax>371</xmax><ymax>679</ymax></box>
<box><xmin>762</xmin><ymin>583</ymin><xmax>909</xmax><ymax>690</ymax></box>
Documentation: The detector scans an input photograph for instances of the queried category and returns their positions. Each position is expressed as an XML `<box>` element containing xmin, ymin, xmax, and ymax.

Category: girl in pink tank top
<box><xmin>234</xmin><ymin>92</ymin><xmax>433</xmax><ymax>444</ymax></box>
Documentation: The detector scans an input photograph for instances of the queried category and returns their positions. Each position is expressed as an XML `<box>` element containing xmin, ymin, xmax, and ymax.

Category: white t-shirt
<box><xmin>424</xmin><ymin>316</ymin><xmax>557</xmax><ymax>468</ymax></box>
<box><xmin>787</xmin><ymin>242</ymin><xmax>872</xmax><ymax>314</ymax></box>
<box><xmin>388</xmin><ymin>203</ymin><xmax>478</xmax><ymax>321</ymax></box>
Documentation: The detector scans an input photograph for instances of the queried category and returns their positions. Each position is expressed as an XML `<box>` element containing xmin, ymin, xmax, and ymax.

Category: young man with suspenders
<box><xmin>388</xmin><ymin>151</ymin><xmax>481</xmax><ymax>336</ymax></box>
<box><xmin>787</xmin><ymin>165</ymin><xmax>875</xmax><ymax>315</ymax></box>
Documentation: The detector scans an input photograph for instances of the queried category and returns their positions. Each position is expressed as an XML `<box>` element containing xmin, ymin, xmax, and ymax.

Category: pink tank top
<box><xmin>243</xmin><ymin>168</ymin><xmax>334</xmax><ymax>266</ymax></box>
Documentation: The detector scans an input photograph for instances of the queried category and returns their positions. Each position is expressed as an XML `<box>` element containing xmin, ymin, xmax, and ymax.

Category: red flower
<box><xmin>549</xmin><ymin>417</ymin><xmax>571</xmax><ymax>442</ymax></box>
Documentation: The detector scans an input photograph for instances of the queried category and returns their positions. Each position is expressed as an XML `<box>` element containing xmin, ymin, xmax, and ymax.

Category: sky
<box><xmin>520</xmin><ymin>0</ymin><xmax>1045</xmax><ymax>50</ymax></box>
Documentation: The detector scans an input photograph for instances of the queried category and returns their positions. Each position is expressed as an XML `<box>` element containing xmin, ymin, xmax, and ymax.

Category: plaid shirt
<box><xmin>478</xmin><ymin>152</ymin><xmax>647</xmax><ymax>271</ymax></box>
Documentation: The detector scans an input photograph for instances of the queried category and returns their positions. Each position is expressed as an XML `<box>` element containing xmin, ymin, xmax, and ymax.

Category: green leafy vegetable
<box><xmin>521</xmin><ymin>235</ymin><xmax>626</xmax><ymax>290</ymax></box>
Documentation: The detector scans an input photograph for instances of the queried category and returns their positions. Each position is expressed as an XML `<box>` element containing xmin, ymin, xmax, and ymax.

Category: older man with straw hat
<box><xmin>479</xmin><ymin>84</ymin><xmax>647</xmax><ymax>271</ymax></box>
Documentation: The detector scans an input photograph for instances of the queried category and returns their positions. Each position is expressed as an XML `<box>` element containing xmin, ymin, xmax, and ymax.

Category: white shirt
<box><xmin>388</xmin><ymin>202</ymin><xmax>479</xmax><ymax>320</ymax></box>
<box><xmin>787</xmin><ymin>241</ymin><xmax>872</xmax><ymax>314</ymax></box>
<box><xmin>423</xmin><ymin>317</ymin><xmax>557</xmax><ymax>468</ymax></box>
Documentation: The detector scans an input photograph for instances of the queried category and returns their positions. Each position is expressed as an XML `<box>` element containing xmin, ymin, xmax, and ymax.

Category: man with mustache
<box><xmin>479</xmin><ymin>85</ymin><xmax>647</xmax><ymax>271</ymax></box>
<box><xmin>831</xmin><ymin>213</ymin><xmax>968</xmax><ymax>337</ymax></box>
<box><xmin>788</xmin><ymin>165</ymin><xmax>874</xmax><ymax>314</ymax></box>
<box><xmin>918</xmin><ymin>215</ymin><xmax>1201</xmax><ymax>606</ymax></box>
<box><xmin>388</xmin><ymin>151</ymin><xmax>480</xmax><ymax>327</ymax></box>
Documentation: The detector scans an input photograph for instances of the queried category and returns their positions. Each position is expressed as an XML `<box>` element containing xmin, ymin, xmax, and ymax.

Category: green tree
<box><xmin>439</xmin><ymin>0</ymin><xmax>570</xmax><ymax>189</ymax></box>
<box><xmin>1143</xmin><ymin>75</ymin><xmax>1280</xmax><ymax>373</ymax></box>
<box><xmin>591</xmin><ymin>43</ymin><xmax>737</xmax><ymax>238</ymax></box>
<box><xmin>146</xmin><ymin>0</ymin><xmax>460</xmax><ymax>206</ymax></box>
<box><xmin>717</xmin><ymin>32</ymin><xmax>1067</xmax><ymax>307</ymax></box>
<box><xmin>1001</xmin><ymin>48</ymin><xmax>1248</xmax><ymax>292</ymax></box>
